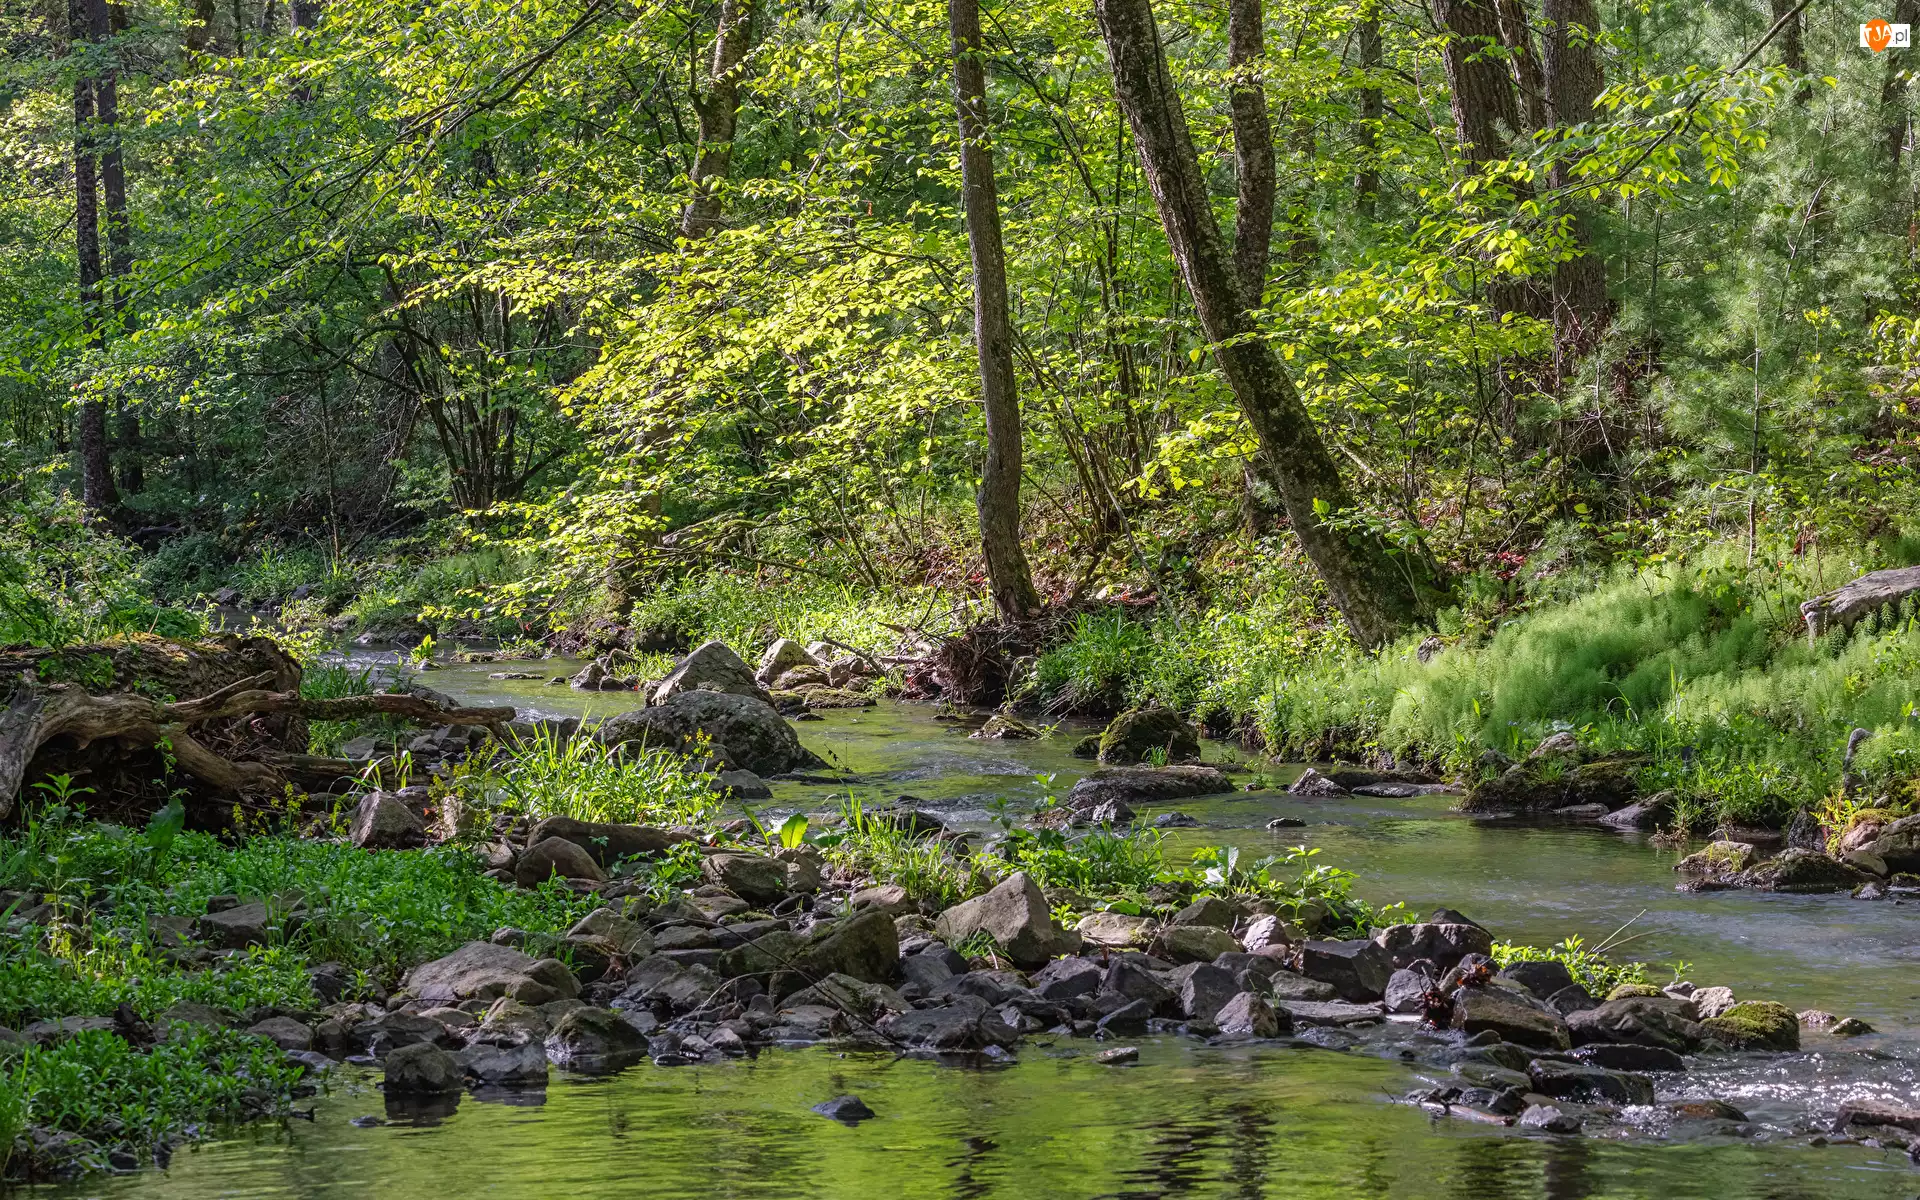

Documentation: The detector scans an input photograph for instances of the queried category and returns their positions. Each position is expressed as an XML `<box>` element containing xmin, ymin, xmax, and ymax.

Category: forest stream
<box><xmin>30</xmin><ymin>657</ymin><xmax>1920</xmax><ymax>1200</ymax></box>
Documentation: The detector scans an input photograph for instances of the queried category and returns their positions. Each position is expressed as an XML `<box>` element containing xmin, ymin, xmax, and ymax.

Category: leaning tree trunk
<box><xmin>951</xmin><ymin>0</ymin><xmax>1042</xmax><ymax>622</ymax></box>
<box><xmin>679</xmin><ymin>0</ymin><xmax>755</xmax><ymax>240</ymax></box>
<box><xmin>1095</xmin><ymin>0</ymin><xmax>1436</xmax><ymax>646</ymax></box>
<box><xmin>1541</xmin><ymin>0</ymin><xmax>1609</xmax><ymax>366</ymax></box>
<box><xmin>1227</xmin><ymin>0</ymin><xmax>1273</xmax><ymax>305</ymax></box>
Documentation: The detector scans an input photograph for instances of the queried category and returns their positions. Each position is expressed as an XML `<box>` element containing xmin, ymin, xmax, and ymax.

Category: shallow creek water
<box><xmin>37</xmin><ymin>657</ymin><xmax>1920</xmax><ymax>1199</ymax></box>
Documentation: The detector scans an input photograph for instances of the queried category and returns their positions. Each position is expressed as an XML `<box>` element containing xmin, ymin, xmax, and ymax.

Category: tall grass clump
<box><xmin>820</xmin><ymin>794</ymin><xmax>987</xmax><ymax>907</ymax></box>
<box><xmin>472</xmin><ymin>730</ymin><xmax>721</xmax><ymax>827</ymax></box>
<box><xmin>1030</xmin><ymin>611</ymin><xmax>1154</xmax><ymax>714</ymax></box>
<box><xmin>1227</xmin><ymin>548</ymin><xmax>1920</xmax><ymax>822</ymax></box>
<box><xmin>0</xmin><ymin>1054</ymin><xmax>25</xmax><ymax>1176</ymax></box>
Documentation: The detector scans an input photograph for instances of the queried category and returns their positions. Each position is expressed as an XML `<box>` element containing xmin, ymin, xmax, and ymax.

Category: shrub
<box><xmin>20</xmin><ymin>1029</ymin><xmax>304</xmax><ymax>1156</ymax></box>
<box><xmin>468</xmin><ymin>730</ymin><xmax>721</xmax><ymax>828</ymax></box>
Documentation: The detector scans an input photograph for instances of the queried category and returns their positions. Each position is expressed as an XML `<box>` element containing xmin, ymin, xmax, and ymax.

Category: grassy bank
<box><xmin>550</xmin><ymin>546</ymin><xmax>1920</xmax><ymax>831</ymax></box>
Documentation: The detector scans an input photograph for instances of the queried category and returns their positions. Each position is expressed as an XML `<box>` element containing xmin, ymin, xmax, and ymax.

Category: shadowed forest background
<box><xmin>7</xmin><ymin>0</ymin><xmax>1920</xmax><ymax>825</ymax></box>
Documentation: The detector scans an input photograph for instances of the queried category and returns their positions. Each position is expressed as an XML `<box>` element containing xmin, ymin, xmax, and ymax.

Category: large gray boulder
<box><xmin>384</xmin><ymin>1042</ymin><xmax>462</xmax><ymax>1093</ymax></box>
<box><xmin>807</xmin><ymin>909</ymin><xmax>901</xmax><ymax>983</ymax></box>
<box><xmin>351</xmin><ymin>791</ymin><xmax>426</xmax><ymax>849</ymax></box>
<box><xmin>933</xmin><ymin>872</ymin><xmax>1081</xmax><ymax>969</ymax></box>
<box><xmin>1867</xmin><ymin>813</ymin><xmax>1920</xmax><ymax>874</ymax></box>
<box><xmin>1371</xmin><ymin>922</ymin><xmax>1492</xmax><ymax>970</ymax></box>
<box><xmin>1450</xmin><ymin>987</ymin><xmax>1572</xmax><ymax>1050</ymax></box>
<box><xmin>1213</xmin><ymin>992</ymin><xmax>1285</xmax><ymax>1038</ymax></box>
<box><xmin>882</xmin><ymin>1004</ymin><xmax>1017</xmax><ymax>1051</ymax></box>
<box><xmin>1096</xmin><ymin>708</ymin><xmax>1200</xmax><ymax>766</ymax></box>
<box><xmin>406</xmin><ymin>942</ymin><xmax>580</xmax><ymax>1008</ymax></box>
<box><xmin>702</xmin><ymin>852</ymin><xmax>790</xmax><ymax>905</ymax></box>
<box><xmin>1801</xmin><ymin>566</ymin><xmax>1920</xmax><ymax>641</ymax></box>
<box><xmin>651</xmin><ymin>640</ymin><xmax>769</xmax><ymax>705</ymax></box>
<box><xmin>543</xmin><ymin>1007</ymin><xmax>651</xmax><ymax>1067</ymax></box>
<box><xmin>756</xmin><ymin>638</ymin><xmax>818</xmax><ymax>685</ymax></box>
<box><xmin>515</xmin><ymin>837</ymin><xmax>606</xmax><ymax>888</ymax></box>
<box><xmin>1498</xmin><ymin>960</ymin><xmax>1576</xmax><ymax>1001</ymax></box>
<box><xmin>1565</xmin><ymin>995</ymin><xmax>1704</xmax><ymax>1052</ymax></box>
<box><xmin>456</xmin><ymin>1041</ymin><xmax>549</xmax><ymax>1086</ymax></box>
<box><xmin>1156</xmin><ymin>924</ymin><xmax>1240</xmax><ymax>964</ymax></box>
<box><xmin>596</xmin><ymin>690</ymin><xmax>821</xmax><ymax>775</ymax></box>
<box><xmin>1528</xmin><ymin>1060</ymin><xmax>1653</xmax><ymax>1106</ymax></box>
<box><xmin>1296</xmin><ymin>939</ymin><xmax>1392</xmax><ymax>1002</ymax></box>
<box><xmin>1061</xmin><ymin>765</ymin><xmax>1233</xmax><ymax>812</ymax></box>
<box><xmin>525</xmin><ymin>817</ymin><xmax>690</xmax><ymax>867</ymax></box>
<box><xmin>1735</xmin><ymin>848</ymin><xmax>1864</xmax><ymax>894</ymax></box>
<box><xmin>1170</xmin><ymin>962</ymin><xmax>1239</xmax><ymax>1024</ymax></box>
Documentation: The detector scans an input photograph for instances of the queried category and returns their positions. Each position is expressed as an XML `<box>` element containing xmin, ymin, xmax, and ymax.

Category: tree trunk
<box><xmin>71</xmin><ymin>0</ymin><xmax>119</xmax><ymax>519</ymax></box>
<box><xmin>951</xmin><ymin>0</ymin><xmax>1041</xmax><ymax>622</ymax></box>
<box><xmin>1883</xmin><ymin>0</ymin><xmax>1920</xmax><ymax>169</ymax></box>
<box><xmin>1541</xmin><ymin>0</ymin><xmax>1607</xmax><ymax>363</ymax></box>
<box><xmin>1434</xmin><ymin>0</ymin><xmax>1524</xmax><ymax>162</ymax></box>
<box><xmin>1095</xmin><ymin>0</ymin><xmax>1435</xmax><ymax>646</ymax></box>
<box><xmin>1494</xmin><ymin>0</ymin><xmax>1549</xmax><ymax>135</ymax></box>
<box><xmin>1437</xmin><ymin>0</ymin><xmax>1546</xmax><ymax>321</ymax></box>
<box><xmin>98</xmin><ymin>0</ymin><xmax>140</xmax><ymax>498</ymax></box>
<box><xmin>186</xmin><ymin>0</ymin><xmax>214</xmax><ymax>53</ymax></box>
<box><xmin>679</xmin><ymin>0</ymin><xmax>754</xmax><ymax>240</ymax></box>
<box><xmin>1355</xmin><ymin>2</ymin><xmax>1381</xmax><ymax>217</ymax></box>
<box><xmin>1227</xmin><ymin>0</ymin><xmax>1273</xmax><ymax>305</ymax></box>
<box><xmin>1770</xmin><ymin>0</ymin><xmax>1804</xmax><ymax>73</ymax></box>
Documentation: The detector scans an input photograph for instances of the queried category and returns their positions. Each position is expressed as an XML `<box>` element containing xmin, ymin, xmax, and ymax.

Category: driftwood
<box><xmin>1800</xmin><ymin>567</ymin><xmax>1920</xmax><ymax>645</ymax></box>
<box><xmin>1</xmin><ymin>640</ymin><xmax>515</xmax><ymax>821</ymax></box>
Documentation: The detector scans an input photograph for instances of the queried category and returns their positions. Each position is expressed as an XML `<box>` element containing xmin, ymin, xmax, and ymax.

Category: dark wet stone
<box><xmin>1519</xmin><ymin>1103</ymin><xmax>1582</xmax><ymax>1133</ymax></box>
<box><xmin>1498</xmin><ymin>960</ymin><xmax>1575</xmax><ymax>1000</ymax></box>
<box><xmin>812</xmin><ymin>1095</ymin><xmax>876</xmax><ymax>1122</ymax></box>
<box><xmin>1668</xmin><ymin>1099</ymin><xmax>1750</xmax><ymax>1122</ymax></box>
<box><xmin>1565</xmin><ymin>996</ymin><xmax>1704</xmax><ymax>1052</ymax></box>
<box><xmin>1296</xmin><ymin>938</ymin><xmax>1391</xmax><ymax>1002</ymax></box>
<box><xmin>1576</xmin><ymin>1043</ymin><xmax>1685</xmax><ymax>1073</ymax></box>
<box><xmin>1373</xmin><ymin>923</ymin><xmax>1492</xmax><ymax>971</ymax></box>
<box><xmin>1095</xmin><ymin>999</ymin><xmax>1154</xmax><ymax>1037</ymax></box>
<box><xmin>1451</xmin><ymin>988</ymin><xmax>1571</xmax><ymax>1050</ymax></box>
<box><xmin>1031</xmin><ymin>956</ymin><xmax>1104</xmax><ymax>1001</ymax></box>
<box><xmin>1383</xmin><ymin>968</ymin><xmax>1433</xmax><ymax>1015</ymax></box>
<box><xmin>1528</xmin><ymin>1059</ymin><xmax>1653</xmax><ymax>1106</ymax></box>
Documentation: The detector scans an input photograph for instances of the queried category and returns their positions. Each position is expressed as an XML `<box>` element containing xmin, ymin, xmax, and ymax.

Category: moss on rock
<box><xmin>1701</xmin><ymin>1000</ymin><xmax>1799</xmax><ymax>1051</ymax></box>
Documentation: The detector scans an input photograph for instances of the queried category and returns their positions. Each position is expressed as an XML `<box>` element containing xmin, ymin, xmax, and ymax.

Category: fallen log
<box><xmin>1</xmin><ymin>635</ymin><xmax>515</xmax><ymax>821</ymax></box>
<box><xmin>1801</xmin><ymin>566</ymin><xmax>1920</xmax><ymax>645</ymax></box>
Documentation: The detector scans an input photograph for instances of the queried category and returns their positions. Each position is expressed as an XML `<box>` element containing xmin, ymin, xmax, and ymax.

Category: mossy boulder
<box><xmin>1701</xmin><ymin>1000</ymin><xmax>1799</xmax><ymax>1051</ymax></box>
<box><xmin>1604</xmin><ymin>983</ymin><xmax>1664</xmax><ymax>1001</ymax></box>
<box><xmin>1675</xmin><ymin>840</ymin><xmax>1755</xmax><ymax>880</ymax></box>
<box><xmin>1096</xmin><ymin>707</ymin><xmax>1200</xmax><ymax>766</ymax></box>
<box><xmin>1735</xmin><ymin>848</ymin><xmax>1865</xmax><ymax>894</ymax></box>
<box><xmin>1459</xmin><ymin>754</ymin><xmax>1642</xmax><ymax>814</ymax></box>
